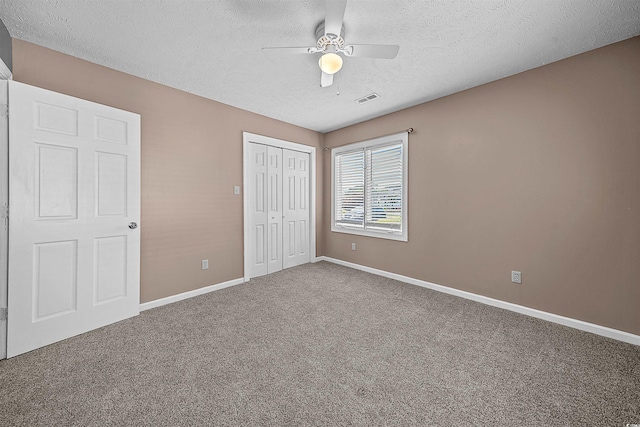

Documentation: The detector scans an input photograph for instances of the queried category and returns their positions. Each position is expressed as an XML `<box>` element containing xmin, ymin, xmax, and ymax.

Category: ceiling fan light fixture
<box><xmin>318</xmin><ymin>52</ymin><xmax>343</xmax><ymax>74</ymax></box>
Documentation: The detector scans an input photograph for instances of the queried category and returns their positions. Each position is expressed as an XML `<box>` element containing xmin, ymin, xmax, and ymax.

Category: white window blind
<box><xmin>365</xmin><ymin>143</ymin><xmax>403</xmax><ymax>232</ymax></box>
<box><xmin>331</xmin><ymin>132</ymin><xmax>408</xmax><ymax>241</ymax></box>
<box><xmin>334</xmin><ymin>150</ymin><xmax>364</xmax><ymax>228</ymax></box>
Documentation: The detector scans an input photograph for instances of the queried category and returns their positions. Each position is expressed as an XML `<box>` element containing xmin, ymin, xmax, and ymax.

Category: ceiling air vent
<box><xmin>356</xmin><ymin>93</ymin><xmax>380</xmax><ymax>104</ymax></box>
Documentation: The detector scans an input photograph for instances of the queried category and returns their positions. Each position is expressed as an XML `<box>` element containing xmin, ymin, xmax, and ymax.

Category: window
<box><xmin>331</xmin><ymin>131</ymin><xmax>408</xmax><ymax>241</ymax></box>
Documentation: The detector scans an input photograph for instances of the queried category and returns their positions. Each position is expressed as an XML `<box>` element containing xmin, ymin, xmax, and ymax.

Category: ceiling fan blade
<box><xmin>320</xmin><ymin>72</ymin><xmax>334</xmax><ymax>88</ymax></box>
<box><xmin>325</xmin><ymin>0</ymin><xmax>347</xmax><ymax>37</ymax></box>
<box><xmin>343</xmin><ymin>44</ymin><xmax>400</xmax><ymax>59</ymax></box>
<box><xmin>262</xmin><ymin>47</ymin><xmax>314</xmax><ymax>55</ymax></box>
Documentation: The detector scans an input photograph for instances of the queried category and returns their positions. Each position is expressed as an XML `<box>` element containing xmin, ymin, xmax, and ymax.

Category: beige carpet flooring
<box><xmin>1</xmin><ymin>261</ymin><xmax>639</xmax><ymax>426</ymax></box>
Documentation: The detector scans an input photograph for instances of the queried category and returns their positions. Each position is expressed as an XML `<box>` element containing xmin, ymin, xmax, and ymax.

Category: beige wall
<box><xmin>12</xmin><ymin>39</ymin><xmax>324</xmax><ymax>303</ymax></box>
<box><xmin>11</xmin><ymin>36</ymin><xmax>639</xmax><ymax>336</ymax></box>
<box><xmin>323</xmin><ymin>37</ymin><xmax>640</xmax><ymax>335</ymax></box>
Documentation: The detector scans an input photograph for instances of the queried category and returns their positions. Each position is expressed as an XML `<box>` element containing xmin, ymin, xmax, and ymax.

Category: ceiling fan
<box><xmin>262</xmin><ymin>0</ymin><xmax>400</xmax><ymax>88</ymax></box>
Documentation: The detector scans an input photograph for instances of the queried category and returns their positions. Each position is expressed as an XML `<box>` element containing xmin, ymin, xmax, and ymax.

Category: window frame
<box><xmin>331</xmin><ymin>131</ymin><xmax>408</xmax><ymax>242</ymax></box>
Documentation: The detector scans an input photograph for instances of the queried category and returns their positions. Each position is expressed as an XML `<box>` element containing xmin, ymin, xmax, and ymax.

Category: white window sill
<box><xmin>331</xmin><ymin>225</ymin><xmax>408</xmax><ymax>242</ymax></box>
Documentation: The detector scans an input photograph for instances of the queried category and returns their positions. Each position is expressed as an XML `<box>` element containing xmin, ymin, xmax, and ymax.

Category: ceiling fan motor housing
<box><xmin>315</xmin><ymin>21</ymin><xmax>345</xmax><ymax>51</ymax></box>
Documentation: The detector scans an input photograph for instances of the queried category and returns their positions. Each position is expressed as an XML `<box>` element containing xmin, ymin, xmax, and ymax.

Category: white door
<box><xmin>283</xmin><ymin>149</ymin><xmax>310</xmax><ymax>268</ymax></box>
<box><xmin>266</xmin><ymin>146</ymin><xmax>283</xmax><ymax>274</ymax></box>
<box><xmin>247</xmin><ymin>143</ymin><xmax>284</xmax><ymax>277</ymax></box>
<box><xmin>247</xmin><ymin>143</ymin><xmax>268</xmax><ymax>277</ymax></box>
<box><xmin>246</xmin><ymin>140</ymin><xmax>311</xmax><ymax>279</ymax></box>
<box><xmin>244</xmin><ymin>133</ymin><xmax>316</xmax><ymax>281</ymax></box>
<box><xmin>7</xmin><ymin>81</ymin><xmax>140</xmax><ymax>358</ymax></box>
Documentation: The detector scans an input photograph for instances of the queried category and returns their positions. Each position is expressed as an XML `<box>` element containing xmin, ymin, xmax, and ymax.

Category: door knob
<box><xmin>128</xmin><ymin>222</ymin><xmax>138</xmax><ymax>229</ymax></box>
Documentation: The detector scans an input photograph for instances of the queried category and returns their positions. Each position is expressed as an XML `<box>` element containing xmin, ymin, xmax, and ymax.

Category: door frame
<box><xmin>0</xmin><ymin>61</ymin><xmax>10</xmax><ymax>359</ymax></box>
<box><xmin>242</xmin><ymin>132</ymin><xmax>316</xmax><ymax>282</ymax></box>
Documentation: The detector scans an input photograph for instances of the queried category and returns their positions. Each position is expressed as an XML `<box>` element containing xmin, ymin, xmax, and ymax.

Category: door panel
<box><xmin>35</xmin><ymin>143</ymin><xmax>78</xmax><ymax>219</ymax></box>
<box><xmin>287</xmin><ymin>221</ymin><xmax>296</xmax><ymax>257</ymax></box>
<box><xmin>283</xmin><ymin>149</ymin><xmax>310</xmax><ymax>268</ymax></box>
<box><xmin>34</xmin><ymin>101</ymin><xmax>78</xmax><ymax>135</ymax></box>
<box><xmin>299</xmin><ymin>220</ymin><xmax>307</xmax><ymax>257</ymax></box>
<box><xmin>248</xmin><ymin>143</ymin><xmax>268</xmax><ymax>277</ymax></box>
<box><xmin>297</xmin><ymin>154</ymin><xmax>310</xmax><ymax>263</ymax></box>
<box><xmin>7</xmin><ymin>81</ymin><xmax>140</xmax><ymax>358</ymax></box>
<box><xmin>94</xmin><ymin>235</ymin><xmax>127</xmax><ymax>304</ymax></box>
<box><xmin>267</xmin><ymin>146</ymin><xmax>282</xmax><ymax>273</ymax></box>
<box><xmin>32</xmin><ymin>240</ymin><xmax>78</xmax><ymax>321</ymax></box>
<box><xmin>95</xmin><ymin>152</ymin><xmax>127</xmax><ymax>216</ymax></box>
<box><xmin>95</xmin><ymin>115</ymin><xmax>128</xmax><ymax>144</ymax></box>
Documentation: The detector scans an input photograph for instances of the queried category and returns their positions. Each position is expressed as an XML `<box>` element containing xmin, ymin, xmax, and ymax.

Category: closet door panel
<box><xmin>248</xmin><ymin>143</ymin><xmax>268</xmax><ymax>278</ymax></box>
<box><xmin>283</xmin><ymin>149</ymin><xmax>310</xmax><ymax>268</ymax></box>
<box><xmin>266</xmin><ymin>146</ymin><xmax>283</xmax><ymax>273</ymax></box>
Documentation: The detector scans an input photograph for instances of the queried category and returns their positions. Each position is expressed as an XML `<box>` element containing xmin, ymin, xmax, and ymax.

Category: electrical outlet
<box><xmin>511</xmin><ymin>271</ymin><xmax>522</xmax><ymax>284</ymax></box>
<box><xmin>234</xmin><ymin>186</ymin><xmax>240</xmax><ymax>195</ymax></box>
<box><xmin>202</xmin><ymin>259</ymin><xmax>209</xmax><ymax>270</ymax></box>
<box><xmin>352</xmin><ymin>243</ymin><xmax>356</xmax><ymax>251</ymax></box>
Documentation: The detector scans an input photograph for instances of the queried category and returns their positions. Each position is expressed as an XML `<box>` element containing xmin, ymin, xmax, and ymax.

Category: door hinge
<box><xmin>0</xmin><ymin>307</ymin><xmax>6</xmax><ymax>321</ymax></box>
<box><xmin>0</xmin><ymin>104</ymin><xmax>7</xmax><ymax>117</ymax></box>
<box><xmin>1</xmin><ymin>203</ymin><xmax>7</xmax><ymax>230</ymax></box>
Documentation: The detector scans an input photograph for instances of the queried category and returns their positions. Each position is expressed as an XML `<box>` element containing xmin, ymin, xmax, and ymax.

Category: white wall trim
<box><xmin>0</xmin><ymin>59</ymin><xmax>11</xmax><ymax>81</ymax></box>
<box><xmin>0</xmin><ymin>80</ymin><xmax>7</xmax><ymax>359</ymax></box>
<box><xmin>140</xmin><ymin>277</ymin><xmax>244</xmax><ymax>312</ymax></box>
<box><xmin>317</xmin><ymin>256</ymin><xmax>640</xmax><ymax>346</ymax></box>
<box><xmin>242</xmin><ymin>132</ymin><xmax>317</xmax><ymax>283</ymax></box>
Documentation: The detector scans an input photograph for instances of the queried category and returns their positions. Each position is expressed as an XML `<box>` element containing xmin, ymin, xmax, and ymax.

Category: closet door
<box><xmin>247</xmin><ymin>143</ymin><xmax>268</xmax><ymax>278</ymax></box>
<box><xmin>247</xmin><ymin>141</ymin><xmax>309</xmax><ymax>279</ymax></box>
<box><xmin>283</xmin><ymin>149</ymin><xmax>310</xmax><ymax>268</ymax></box>
<box><xmin>266</xmin><ymin>146</ymin><xmax>283</xmax><ymax>274</ymax></box>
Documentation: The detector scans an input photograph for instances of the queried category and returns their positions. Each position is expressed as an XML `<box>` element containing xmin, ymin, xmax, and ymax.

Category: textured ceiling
<box><xmin>1</xmin><ymin>0</ymin><xmax>639</xmax><ymax>133</ymax></box>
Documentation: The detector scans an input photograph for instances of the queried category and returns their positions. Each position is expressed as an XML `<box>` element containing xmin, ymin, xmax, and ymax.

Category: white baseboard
<box><xmin>140</xmin><ymin>277</ymin><xmax>244</xmax><ymax>312</ymax></box>
<box><xmin>317</xmin><ymin>256</ymin><xmax>640</xmax><ymax>346</ymax></box>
